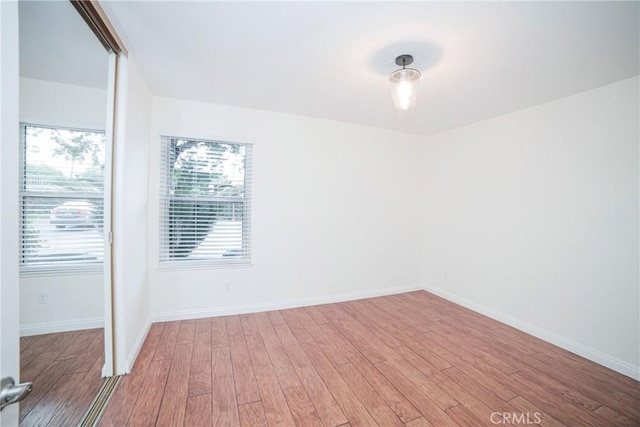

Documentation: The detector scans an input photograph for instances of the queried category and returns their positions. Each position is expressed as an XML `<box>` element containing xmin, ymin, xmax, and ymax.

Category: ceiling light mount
<box><xmin>389</xmin><ymin>54</ymin><xmax>421</xmax><ymax>110</ymax></box>
<box><xmin>395</xmin><ymin>54</ymin><xmax>414</xmax><ymax>67</ymax></box>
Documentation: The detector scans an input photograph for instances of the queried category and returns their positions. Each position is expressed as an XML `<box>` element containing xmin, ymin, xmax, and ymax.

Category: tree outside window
<box><xmin>161</xmin><ymin>137</ymin><xmax>251</xmax><ymax>264</ymax></box>
<box><xmin>20</xmin><ymin>124</ymin><xmax>105</xmax><ymax>271</ymax></box>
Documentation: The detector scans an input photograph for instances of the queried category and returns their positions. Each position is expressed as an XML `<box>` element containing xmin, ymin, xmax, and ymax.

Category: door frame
<box><xmin>102</xmin><ymin>51</ymin><xmax>117</xmax><ymax>378</ymax></box>
<box><xmin>73</xmin><ymin>0</ymin><xmax>129</xmax><ymax>377</ymax></box>
<box><xmin>72</xmin><ymin>0</ymin><xmax>130</xmax><ymax>376</ymax></box>
<box><xmin>1</xmin><ymin>2</ymin><xmax>130</xmax><ymax>424</ymax></box>
<box><xmin>104</xmin><ymin>51</ymin><xmax>130</xmax><ymax>376</ymax></box>
<box><xmin>0</xmin><ymin>1</ymin><xmax>21</xmax><ymax>425</ymax></box>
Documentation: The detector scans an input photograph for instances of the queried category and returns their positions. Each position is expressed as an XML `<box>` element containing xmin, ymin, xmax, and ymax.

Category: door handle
<box><xmin>0</xmin><ymin>377</ymin><xmax>33</xmax><ymax>411</ymax></box>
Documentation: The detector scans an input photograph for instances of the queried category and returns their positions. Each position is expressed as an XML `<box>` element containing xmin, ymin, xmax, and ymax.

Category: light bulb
<box><xmin>389</xmin><ymin>67</ymin><xmax>421</xmax><ymax>110</ymax></box>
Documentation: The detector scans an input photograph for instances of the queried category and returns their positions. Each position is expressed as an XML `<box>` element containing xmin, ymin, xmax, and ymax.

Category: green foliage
<box><xmin>169</xmin><ymin>200</ymin><xmax>218</xmax><ymax>257</ymax></box>
<box><xmin>76</xmin><ymin>165</ymin><xmax>104</xmax><ymax>192</ymax></box>
<box><xmin>28</xmin><ymin>163</ymin><xmax>66</xmax><ymax>178</ymax></box>
<box><xmin>50</xmin><ymin>130</ymin><xmax>102</xmax><ymax>178</ymax></box>
<box><xmin>26</xmin><ymin>163</ymin><xmax>69</xmax><ymax>188</ymax></box>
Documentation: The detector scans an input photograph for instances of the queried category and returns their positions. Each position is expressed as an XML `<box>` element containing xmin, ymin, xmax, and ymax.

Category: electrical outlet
<box><xmin>224</xmin><ymin>281</ymin><xmax>231</xmax><ymax>292</ymax></box>
<box><xmin>37</xmin><ymin>293</ymin><xmax>48</xmax><ymax>304</ymax></box>
<box><xmin>443</xmin><ymin>271</ymin><xmax>449</xmax><ymax>281</ymax></box>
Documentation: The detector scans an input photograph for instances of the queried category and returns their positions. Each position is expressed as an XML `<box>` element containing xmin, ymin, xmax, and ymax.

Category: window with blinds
<box><xmin>159</xmin><ymin>136</ymin><xmax>252</xmax><ymax>266</ymax></box>
<box><xmin>20</xmin><ymin>124</ymin><xmax>105</xmax><ymax>272</ymax></box>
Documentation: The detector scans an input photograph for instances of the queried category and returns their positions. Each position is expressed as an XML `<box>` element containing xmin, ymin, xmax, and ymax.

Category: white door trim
<box><xmin>0</xmin><ymin>1</ymin><xmax>21</xmax><ymax>424</ymax></box>
<box><xmin>110</xmin><ymin>53</ymin><xmax>130</xmax><ymax>375</ymax></box>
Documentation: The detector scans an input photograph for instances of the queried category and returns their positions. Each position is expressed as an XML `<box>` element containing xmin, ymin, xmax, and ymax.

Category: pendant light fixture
<box><xmin>389</xmin><ymin>54</ymin><xmax>421</xmax><ymax>110</ymax></box>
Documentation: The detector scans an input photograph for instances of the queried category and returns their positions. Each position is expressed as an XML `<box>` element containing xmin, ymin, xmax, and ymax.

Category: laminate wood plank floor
<box><xmin>99</xmin><ymin>292</ymin><xmax>640</xmax><ymax>426</ymax></box>
<box><xmin>19</xmin><ymin>328</ymin><xmax>105</xmax><ymax>427</ymax></box>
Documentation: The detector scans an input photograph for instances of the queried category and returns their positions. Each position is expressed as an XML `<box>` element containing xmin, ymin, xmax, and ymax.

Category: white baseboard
<box><xmin>20</xmin><ymin>317</ymin><xmax>104</xmax><ymax>336</ymax></box>
<box><xmin>151</xmin><ymin>284</ymin><xmax>423</xmax><ymax>323</ymax></box>
<box><xmin>125</xmin><ymin>317</ymin><xmax>151</xmax><ymax>374</ymax></box>
<box><xmin>422</xmin><ymin>284</ymin><xmax>640</xmax><ymax>381</ymax></box>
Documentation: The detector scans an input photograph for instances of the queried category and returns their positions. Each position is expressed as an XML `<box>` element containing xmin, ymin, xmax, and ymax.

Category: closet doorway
<box><xmin>16</xmin><ymin>0</ymin><xmax>122</xmax><ymax>424</ymax></box>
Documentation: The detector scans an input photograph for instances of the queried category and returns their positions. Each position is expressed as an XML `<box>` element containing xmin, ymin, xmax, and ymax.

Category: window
<box><xmin>159</xmin><ymin>136</ymin><xmax>252</xmax><ymax>266</ymax></box>
<box><xmin>20</xmin><ymin>124</ymin><xmax>105</xmax><ymax>273</ymax></box>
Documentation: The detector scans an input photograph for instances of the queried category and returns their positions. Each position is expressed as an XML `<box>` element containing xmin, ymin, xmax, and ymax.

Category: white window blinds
<box><xmin>20</xmin><ymin>124</ymin><xmax>105</xmax><ymax>272</ymax></box>
<box><xmin>159</xmin><ymin>136</ymin><xmax>252</xmax><ymax>266</ymax></box>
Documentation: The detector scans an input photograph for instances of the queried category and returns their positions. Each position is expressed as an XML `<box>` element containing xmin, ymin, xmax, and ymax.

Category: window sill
<box><xmin>157</xmin><ymin>258</ymin><xmax>253</xmax><ymax>271</ymax></box>
<box><xmin>20</xmin><ymin>264</ymin><xmax>104</xmax><ymax>278</ymax></box>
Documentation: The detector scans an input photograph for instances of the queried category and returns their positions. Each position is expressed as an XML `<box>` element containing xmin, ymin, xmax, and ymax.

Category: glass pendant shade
<box><xmin>389</xmin><ymin>67</ymin><xmax>421</xmax><ymax>110</ymax></box>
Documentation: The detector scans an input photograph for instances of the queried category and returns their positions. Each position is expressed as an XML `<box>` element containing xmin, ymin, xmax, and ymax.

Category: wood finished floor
<box><xmin>99</xmin><ymin>291</ymin><xmax>640</xmax><ymax>426</ymax></box>
<box><xmin>19</xmin><ymin>328</ymin><xmax>104</xmax><ymax>427</ymax></box>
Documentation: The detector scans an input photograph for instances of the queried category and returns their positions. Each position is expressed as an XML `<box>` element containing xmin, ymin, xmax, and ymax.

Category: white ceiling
<box><xmin>19</xmin><ymin>0</ymin><xmax>109</xmax><ymax>89</ymax></box>
<box><xmin>104</xmin><ymin>2</ymin><xmax>638</xmax><ymax>135</ymax></box>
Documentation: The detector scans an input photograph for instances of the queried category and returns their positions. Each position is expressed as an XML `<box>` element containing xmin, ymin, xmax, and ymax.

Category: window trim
<box><xmin>158</xmin><ymin>135</ymin><xmax>253</xmax><ymax>269</ymax></box>
<box><xmin>19</xmin><ymin>122</ymin><xmax>107</xmax><ymax>275</ymax></box>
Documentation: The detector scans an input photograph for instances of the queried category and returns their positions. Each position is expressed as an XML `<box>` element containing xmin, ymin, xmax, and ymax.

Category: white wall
<box><xmin>20</xmin><ymin>77</ymin><xmax>107</xmax><ymax>130</ymax></box>
<box><xmin>112</xmin><ymin>56</ymin><xmax>152</xmax><ymax>371</ymax></box>
<box><xmin>148</xmin><ymin>98</ymin><xmax>424</xmax><ymax>320</ymax></box>
<box><xmin>421</xmin><ymin>76</ymin><xmax>640</xmax><ymax>378</ymax></box>
<box><xmin>20</xmin><ymin>274</ymin><xmax>104</xmax><ymax>335</ymax></box>
<box><xmin>19</xmin><ymin>77</ymin><xmax>106</xmax><ymax>334</ymax></box>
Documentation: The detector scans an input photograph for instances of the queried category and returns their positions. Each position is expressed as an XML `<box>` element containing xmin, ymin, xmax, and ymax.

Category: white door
<box><xmin>1</xmin><ymin>1</ymin><xmax>23</xmax><ymax>425</ymax></box>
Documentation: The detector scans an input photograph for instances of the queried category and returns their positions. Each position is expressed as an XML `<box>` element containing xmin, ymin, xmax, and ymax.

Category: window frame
<box><xmin>19</xmin><ymin>122</ymin><xmax>106</xmax><ymax>276</ymax></box>
<box><xmin>158</xmin><ymin>135</ymin><xmax>253</xmax><ymax>269</ymax></box>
